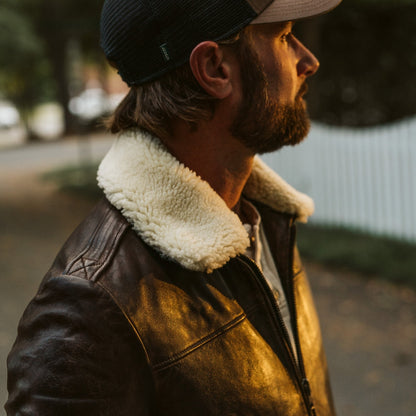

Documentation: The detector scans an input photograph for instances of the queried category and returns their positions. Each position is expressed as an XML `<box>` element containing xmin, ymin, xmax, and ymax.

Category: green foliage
<box><xmin>0</xmin><ymin>1</ymin><xmax>53</xmax><ymax>112</ymax></box>
<box><xmin>41</xmin><ymin>162</ymin><xmax>102</xmax><ymax>200</ymax></box>
<box><xmin>304</xmin><ymin>1</ymin><xmax>416</xmax><ymax>126</ymax></box>
<box><xmin>297</xmin><ymin>224</ymin><xmax>416</xmax><ymax>288</ymax></box>
<box><xmin>0</xmin><ymin>0</ymin><xmax>104</xmax><ymax>134</ymax></box>
<box><xmin>18</xmin><ymin>0</ymin><xmax>103</xmax><ymax>55</ymax></box>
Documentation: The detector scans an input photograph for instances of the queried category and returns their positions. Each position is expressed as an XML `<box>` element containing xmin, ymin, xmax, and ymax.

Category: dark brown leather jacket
<box><xmin>7</xmin><ymin>132</ymin><xmax>335</xmax><ymax>415</ymax></box>
<box><xmin>6</xmin><ymin>199</ymin><xmax>335</xmax><ymax>416</ymax></box>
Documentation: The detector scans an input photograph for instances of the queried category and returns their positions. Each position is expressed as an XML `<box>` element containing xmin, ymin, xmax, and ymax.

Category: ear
<box><xmin>189</xmin><ymin>41</ymin><xmax>233</xmax><ymax>99</ymax></box>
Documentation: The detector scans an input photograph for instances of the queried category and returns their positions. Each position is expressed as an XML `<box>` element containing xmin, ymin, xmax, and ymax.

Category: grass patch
<box><xmin>41</xmin><ymin>162</ymin><xmax>102</xmax><ymax>200</ymax></box>
<box><xmin>297</xmin><ymin>223</ymin><xmax>416</xmax><ymax>289</ymax></box>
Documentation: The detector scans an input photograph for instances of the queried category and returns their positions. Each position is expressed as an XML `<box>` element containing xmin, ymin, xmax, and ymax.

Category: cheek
<box><xmin>266</xmin><ymin>60</ymin><xmax>295</xmax><ymax>101</ymax></box>
<box><xmin>262</xmin><ymin>49</ymin><xmax>296</xmax><ymax>96</ymax></box>
<box><xmin>279</xmin><ymin>66</ymin><xmax>297</xmax><ymax>93</ymax></box>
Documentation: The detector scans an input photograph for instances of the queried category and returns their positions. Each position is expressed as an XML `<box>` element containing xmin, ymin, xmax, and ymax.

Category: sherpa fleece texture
<box><xmin>97</xmin><ymin>130</ymin><xmax>314</xmax><ymax>273</ymax></box>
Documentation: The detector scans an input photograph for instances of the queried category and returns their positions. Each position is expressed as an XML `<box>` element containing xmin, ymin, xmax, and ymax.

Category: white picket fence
<box><xmin>261</xmin><ymin>117</ymin><xmax>416</xmax><ymax>242</ymax></box>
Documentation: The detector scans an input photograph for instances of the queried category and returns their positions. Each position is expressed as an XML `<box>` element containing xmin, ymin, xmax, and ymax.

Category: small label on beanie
<box><xmin>160</xmin><ymin>43</ymin><xmax>171</xmax><ymax>62</ymax></box>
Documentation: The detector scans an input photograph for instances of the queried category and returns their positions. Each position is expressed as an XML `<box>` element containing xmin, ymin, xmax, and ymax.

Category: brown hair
<box><xmin>106</xmin><ymin>31</ymin><xmax>245</xmax><ymax>140</ymax></box>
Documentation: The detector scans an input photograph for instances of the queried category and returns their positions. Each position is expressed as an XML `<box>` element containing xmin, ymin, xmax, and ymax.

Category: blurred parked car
<box><xmin>0</xmin><ymin>101</ymin><xmax>20</xmax><ymax>129</ymax></box>
<box><xmin>69</xmin><ymin>88</ymin><xmax>125</xmax><ymax>122</ymax></box>
<box><xmin>69</xmin><ymin>88</ymin><xmax>110</xmax><ymax>122</ymax></box>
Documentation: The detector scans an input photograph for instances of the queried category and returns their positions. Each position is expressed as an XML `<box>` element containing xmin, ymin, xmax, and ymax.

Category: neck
<box><xmin>162</xmin><ymin>118</ymin><xmax>254</xmax><ymax>210</ymax></box>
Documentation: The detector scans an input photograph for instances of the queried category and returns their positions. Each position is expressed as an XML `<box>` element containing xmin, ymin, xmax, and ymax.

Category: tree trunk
<box><xmin>45</xmin><ymin>38</ymin><xmax>77</xmax><ymax>136</ymax></box>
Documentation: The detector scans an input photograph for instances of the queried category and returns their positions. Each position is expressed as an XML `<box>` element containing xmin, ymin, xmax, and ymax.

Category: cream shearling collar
<box><xmin>97</xmin><ymin>130</ymin><xmax>314</xmax><ymax>272</ymax></box>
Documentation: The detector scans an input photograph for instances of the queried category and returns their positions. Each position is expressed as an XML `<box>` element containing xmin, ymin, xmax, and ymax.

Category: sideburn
<box><xmin>230</xmin><ymin>30</ymin><xmax>270</xmax><ymax>143</ymax></box>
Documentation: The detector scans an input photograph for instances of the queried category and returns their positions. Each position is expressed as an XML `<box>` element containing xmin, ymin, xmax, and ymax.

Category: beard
<box><xmin>230</xmin><ymin>36</ymin><xmax>311</xmax><ymax>155</ymax></box>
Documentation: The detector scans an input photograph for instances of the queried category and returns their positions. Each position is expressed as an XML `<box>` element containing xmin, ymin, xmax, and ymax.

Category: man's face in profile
<box><xmin>231</xmin><ymin>22</ymin><xmax>319</xmax><ymax>154</ymax></box>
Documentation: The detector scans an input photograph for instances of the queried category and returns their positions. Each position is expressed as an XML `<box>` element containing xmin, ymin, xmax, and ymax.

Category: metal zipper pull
<box><xmin>302</xmin><ymin>378</ymin><xmax>317</xmax><ymax>415</ymax></box>
<box><xmin>302</xmin><ymin>378</ymin><xmax>311</xmax><ymax>396</ymax></box>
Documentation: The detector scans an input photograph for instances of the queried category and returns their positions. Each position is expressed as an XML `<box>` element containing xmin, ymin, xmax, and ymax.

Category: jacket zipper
<box><xmin>286</xmin><ymin>221</ymin><xmax>317</xmax><ymax>416</ymax></box>
<box><xmin>236</xmin><ymin>228</ymin><xmax>316</xmax><ymax>415</ymax></box>
<box><xmin>237</xmin><ymin>255</ymin><xmax>299</xmax><ymax>369</ymax></box>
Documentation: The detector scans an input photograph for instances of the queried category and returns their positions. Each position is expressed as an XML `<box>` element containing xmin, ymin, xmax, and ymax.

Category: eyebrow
<box><xmin>274</xmin><ymin>21</ymin><xmax>293</xmax><ymax>35</ymax></box>
<box><xmin>283</xmin><ymin>21</ymin><xmax>294</xmax><ymax>32</ymax></box>
<box><xmin>249</xmin><ymin>21</ymin><xmax>293</xmax><ymax>37</ymax></box>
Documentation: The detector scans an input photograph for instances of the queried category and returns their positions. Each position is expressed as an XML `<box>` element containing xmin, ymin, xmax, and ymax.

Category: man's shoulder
<box><xmin>47</xmin><ymin>198</ymin><xmax>132</xmax><ymax>282</ymax></box>
<box><xmin>43</xmin><ymin>197</ymin><xmax>176</xmax><ymax>302</ymax></box>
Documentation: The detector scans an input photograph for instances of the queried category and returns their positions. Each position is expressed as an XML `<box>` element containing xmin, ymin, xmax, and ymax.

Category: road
<box><xmin>0</xmin><ymin>134</ymin><xmax>113</xmax><ymax>172</ymax></box>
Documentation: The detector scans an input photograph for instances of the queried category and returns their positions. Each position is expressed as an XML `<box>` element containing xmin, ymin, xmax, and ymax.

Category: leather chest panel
<box><xmin>294</xmin><ymin>271</ymin><xmax>336</xmax><ymax>416</ymax></box>
<box><xmin>74</xmin><ymin>199</ymin><xmax>333</xmax><ymax>415</ymax></box>
<box><xmin>100</xmin><ymin>230</ymin><xmax>246</xmax><ymax>366</ymax></box>
<box><xmin>154</xmin><ymin>318</ymin><xmax>304</xmax><ymax>415</ymax></box>
<box><xmin>99</xmin><ymin>233</ymin><xmax>308</xmax><ymax>414</ymax></box>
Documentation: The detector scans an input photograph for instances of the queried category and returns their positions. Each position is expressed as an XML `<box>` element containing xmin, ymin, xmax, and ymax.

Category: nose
<box><xmin>294</xmin><ymin>37</ymin><xmax>320</xmax><ymax>78</ymax></box>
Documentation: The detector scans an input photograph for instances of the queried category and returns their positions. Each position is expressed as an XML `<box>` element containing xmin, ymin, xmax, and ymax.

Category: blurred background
<box><xmin>0</xmin><ymin>0</ymin><xmax>415</xmax><ymax>415</ymax></box>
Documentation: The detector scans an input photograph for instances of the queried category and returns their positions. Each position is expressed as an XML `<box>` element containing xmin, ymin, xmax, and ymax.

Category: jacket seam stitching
<box><xmin>153</xmin><ymin>313</ymin><xmax>246</xmax><ymax>372</ymax></box>
<box><xmin>69</xmin><ymin>258</ymin><xmax>101</xmax><ymax>275</ymax></box>
<box><xmin>63</xmin><ymin>208</ymin><xmax>129</xmax><ymax>281</ymax></box>
<box><xmin>95</xmin><ymin>280</ymin><xmax>152</xmax><ymax>365</ymax></box>
<box><xmin>90</xmin><ymin>221</ymin><xmax>129</xmax><ymax>282</ymax></box>
<box><xmin>64</xmin><ymin>207</ymin><xmax>113</xmax><ymax>275</ymax></box>
<box><xmin>293</xmin><ymin>269</ymin><xmax>303</xmax><ymax>279</ymax></box>
<box><xmin>94</xmin><ymin>280</ymin><xmax>161</xmax><ymax>392</ymax></box>
<box><xmin>243</xmin><ymin>302</ymin><xmax>265</xmax><ymax>320</ymax></box>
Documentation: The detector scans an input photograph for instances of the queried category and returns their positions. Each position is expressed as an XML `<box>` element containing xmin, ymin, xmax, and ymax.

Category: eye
<box><xmin>280</xmin><ymin>32</ymin><xmax>292</xmax><ymax>43</ymax></box>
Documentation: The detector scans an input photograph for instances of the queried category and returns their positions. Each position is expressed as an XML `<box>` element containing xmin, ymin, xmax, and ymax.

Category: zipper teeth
<box><xmin>237</xmin><ymin>225</ymin><xmax>315</xmax><ymax>416</ymax></box>
<box><xmin>236</xmin><ymin>256</ymin><xmax>306</xmax><ymax>396</ymax></box>
<box><xmin>238</xmin><ymin>255</ymin><xmax>299</xmax><ymax>368</ymax></box>
<box><xmin>286</xmin><ymin>223</ymin><xmax>316</xmax><ymax>415</ymax></box>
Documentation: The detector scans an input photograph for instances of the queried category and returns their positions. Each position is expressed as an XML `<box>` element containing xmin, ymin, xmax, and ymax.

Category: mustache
<box><xmin>297</xmin><ymin>82</ymin><xmax>309</xmax><ymax>99</ymax></box>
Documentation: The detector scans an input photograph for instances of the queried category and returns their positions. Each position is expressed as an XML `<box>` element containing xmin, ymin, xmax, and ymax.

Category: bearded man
<box><xmin>6</xmin><ymin>1</ymin><xmax>342</xmax><ymax>415</ymax></box>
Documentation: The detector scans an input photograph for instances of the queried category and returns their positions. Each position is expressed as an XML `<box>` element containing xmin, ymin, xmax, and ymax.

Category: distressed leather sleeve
<box><xmin>5</xmin><ymin>275</ymin><xmax>155</xmax><ymax>416</ymax></box>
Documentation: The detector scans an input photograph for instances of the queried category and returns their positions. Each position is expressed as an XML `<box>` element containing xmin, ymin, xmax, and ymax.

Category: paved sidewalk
<box><xmin>309</xmin><ymin>263</ymin><xmax>416</xmax><ymax>415</ymax></box>
<box><xmin>1</xmin><ymin>136</ymin><xmax>415</xmax><ymax>415</ymax></box>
